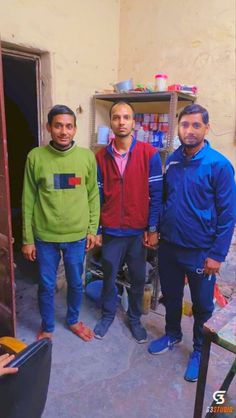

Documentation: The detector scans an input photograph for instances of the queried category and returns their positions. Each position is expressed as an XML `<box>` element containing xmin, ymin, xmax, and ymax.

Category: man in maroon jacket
<box><xmin>94</xmin><ymin>101</ymin><xmax>163</xmax><ymax>342</ymax></box>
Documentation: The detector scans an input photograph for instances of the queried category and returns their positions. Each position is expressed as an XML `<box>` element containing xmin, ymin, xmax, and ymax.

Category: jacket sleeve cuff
<box><xmin>148</xmin><ymin>226</ymin><xmax>157</xmax><ymax>233</ymax></box>
<box><xmin>97</xmin><ymin>226</ymin><xmax>102</xmax><ymax>235</ymax></box>
<box><xmin>207</xmin><ymin>252</ymin><xmax>226</xmax><ymax>262</ymax></box>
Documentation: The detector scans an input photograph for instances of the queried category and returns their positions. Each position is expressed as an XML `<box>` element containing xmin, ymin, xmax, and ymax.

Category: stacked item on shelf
<box><xmin>168</xmin><ymin>84</ymin><xmax>198</xmax><ymax>95</ymax></box>
<box><xmin>134</xmin><ymin>112</ymin><xmax>169</xmax><ymax>148</ymax></box>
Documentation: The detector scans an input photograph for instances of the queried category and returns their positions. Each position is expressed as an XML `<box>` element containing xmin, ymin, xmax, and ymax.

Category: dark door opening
<box><xmin>2</xmin><ymin>52</ymin><xmax>39</xmax><ymax>249</ymax></box>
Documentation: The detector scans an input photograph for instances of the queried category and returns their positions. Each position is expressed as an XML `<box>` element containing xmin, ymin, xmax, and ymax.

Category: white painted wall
<box><xmin>1</xmin><ymin>0</ymin><xmax>235</xmax><ymax>167</ymax></box>
<box><xmin>119</xmin><ymin>0</ymin><xmax>236</xmax><ymax>165</ymax></box>
<box><xmin>0</xmin><ymin>0</ymin><xmax>120</xmax><ymax>147</ymax></box>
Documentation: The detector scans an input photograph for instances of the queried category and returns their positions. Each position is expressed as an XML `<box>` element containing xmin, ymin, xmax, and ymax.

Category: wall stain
<box><xmin>191</xmin><ymin>40</ymin><xmax>202</xmax><ymax>48</ymax></box>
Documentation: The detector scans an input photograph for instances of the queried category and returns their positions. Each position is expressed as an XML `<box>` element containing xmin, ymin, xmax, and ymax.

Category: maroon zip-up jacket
<box><xmin>96</xmin><ymin>139</ymin><xmax>161</xmax><ymax>231</ymax></box>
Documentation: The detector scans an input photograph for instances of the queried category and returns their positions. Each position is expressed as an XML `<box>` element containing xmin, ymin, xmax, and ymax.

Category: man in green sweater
<box><xmin>22</xmin><ymin>104</ymin><xmax>99</xmax><ymax>341</ymax></box>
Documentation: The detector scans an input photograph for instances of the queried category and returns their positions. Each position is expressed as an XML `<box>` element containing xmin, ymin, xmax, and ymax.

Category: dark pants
<box><xmin>101</xmin><ymin>234</ymin><xmax>146</xmax><ymax>325</ymax></box>
<box><xmin>158</xmin><ymin>241</ymin><xmax>216</xmax><ymax>352</ymax></box>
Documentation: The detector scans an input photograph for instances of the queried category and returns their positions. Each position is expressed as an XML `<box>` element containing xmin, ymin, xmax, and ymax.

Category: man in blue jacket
<box><xmin>94</xmin><ymin>101</ymin><xmax>163</xmax><ymax>342</ymax></box>
<box><xmin>148</xmin><ymin>104</ymin><xmax>236</xmax><ymax>381</ymax></box>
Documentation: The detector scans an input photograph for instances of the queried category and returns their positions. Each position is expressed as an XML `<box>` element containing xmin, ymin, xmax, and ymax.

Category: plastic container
<box><xmin>155</xmin><ymin>74</ymin><xmax>168</xmax><ymax>91</ymax></box>
<box><xmin>85</xmin><ymin>280</ymin><xmax>103</xmax><ymax>305</ymax></box>
<box><xmin>113</xmin><ymin>79</ymin><xmax>134</xmax><ymax>92</ymax></box>
<box><xmin>97</xmin><ymin>125</ymin><xmax>110</xmax><ymax>144</ymax></box>
<box><xmin>142</xmin><ymin>284</ymin><xmax>153</xmax><ymax>314</ymax></box>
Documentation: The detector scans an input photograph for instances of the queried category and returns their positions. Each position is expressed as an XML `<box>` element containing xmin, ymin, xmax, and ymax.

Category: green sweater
<box><xmin>22</xmin><ymin>142</ymin><xmax>100</xmax><ymax>244</ymax></box>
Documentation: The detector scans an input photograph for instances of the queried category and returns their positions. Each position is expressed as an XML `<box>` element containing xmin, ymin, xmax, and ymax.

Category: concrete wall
<box><xmin>1</xmin><ymin>0</ymin><xmax>235</xmax><ymax>166</ymax></box>
<box><xmin>119</xmin><ymin>0</ymin><xmax>236</xmax><ymax>166</ymax></box>
<box><xmin>0</xmin><ymin>0</ymin><xmax>120</xmax><ymax>147</ymax></box>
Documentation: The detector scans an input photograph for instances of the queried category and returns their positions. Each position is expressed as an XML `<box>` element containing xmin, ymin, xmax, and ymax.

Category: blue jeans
<box><xmin>158</xmin><ymin>241</ymin><xmax>216</xmax><ymax>352</ymax></box>
<box><xmin>35</xmin><ymin>239</ymin><xmax>86</xmax><ymax>332</ymax></box>
<box><xmin>101</xmin><ymin>234</ymin><xmax>146</xmax><ymax>324</ymax></box>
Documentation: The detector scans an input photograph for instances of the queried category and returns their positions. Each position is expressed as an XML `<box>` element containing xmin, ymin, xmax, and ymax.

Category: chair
<box><xmin>0</xmin><ymin>338</ymin><xmax>52</xmax><ymax>418</ymax></box>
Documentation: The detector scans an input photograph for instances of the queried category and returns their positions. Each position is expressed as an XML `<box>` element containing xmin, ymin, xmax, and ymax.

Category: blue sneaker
<box><xmin>184</xmin><ymin>350</ymin><xmax>201</xmax><ymax>382</ymax></box>
<box><xmin>94</xmin><ymin>317</ymin><xmax>114</xmax><ymax>339</ymax></box>
<box><xmin>148</xmin><ymin>334</ymin><xmax>182</xmax><ymax>354</ymax></box>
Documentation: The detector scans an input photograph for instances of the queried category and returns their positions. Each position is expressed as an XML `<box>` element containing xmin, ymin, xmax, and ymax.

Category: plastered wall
<box><xmin>0</xmin><ymin>0</ymin><xmax>120</xmax><ymax>147</ymax></box>
<box><xmin>119</xmin><ymin>0</ymin><xmax>236</xmax><ymax>166</ymax></box>
<box><xmin>0</xmin><ymin>0</ymin><xmax>235</xmax><ymax>167</ymax></box>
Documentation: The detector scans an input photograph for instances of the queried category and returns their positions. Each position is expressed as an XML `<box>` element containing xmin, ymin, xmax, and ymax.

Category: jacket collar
<box><xmin>178</xmin><ymin>139</ymin><xmax>210</xmax><ymax>161</ymax></box>
<box><xmin>106</xmin><ymin>136</ymin><xmax>137</xmax><ymax>157</ymax></box>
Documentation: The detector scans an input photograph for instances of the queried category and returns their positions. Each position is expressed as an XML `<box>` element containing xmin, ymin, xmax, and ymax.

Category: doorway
<box><xmin>2</xmin><ymin>50</ymin><xmax>41</xmax><ymax>248</ymax></box>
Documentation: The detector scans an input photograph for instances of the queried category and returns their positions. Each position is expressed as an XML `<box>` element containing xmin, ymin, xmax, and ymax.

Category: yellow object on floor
<box><xmin>0</xmin><ymin>336</ymin><xmax>27</xmax><ymax>354</ymax></box>
<box><xmin>182</xmin><ymin>300</ymin><xmax>193</xmax><ymax>317</ymax></box>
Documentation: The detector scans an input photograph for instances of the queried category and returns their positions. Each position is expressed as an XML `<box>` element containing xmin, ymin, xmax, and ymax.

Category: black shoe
<box><xmin>130</xmin><ymin>322</ymin><xmax>147</xmax><ymax>344</ymax></box>
<box><xmin>94</xmin><ymin>317</ymin><xmax>114</xmax><ymax>339</ymax></box>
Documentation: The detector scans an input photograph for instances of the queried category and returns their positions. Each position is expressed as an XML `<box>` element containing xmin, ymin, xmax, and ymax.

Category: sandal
<box><xmin>36</xmin><ymin>329</ymin><xmax>53</xmax><ymax>341</ymax></box>
<box><xmin>69</xmin><ymin>322</ymin><xmax>94</xmax><ymax>342</ymax></box>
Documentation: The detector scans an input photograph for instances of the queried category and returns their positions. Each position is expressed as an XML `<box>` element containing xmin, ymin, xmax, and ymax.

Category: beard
<box><xmin>112</xmin><ymin>128</ymin><xmax>133</xmax><ymax>139</ymax></box>
<box><xmin>178</xmin><ymin>131</ymin><xmax>203</xmax><ymax>149</ymax></box>
<box><xmin>115</xmin><ymin>132</ymin><xmax>130</xmax><ymax>138</ymax></box>
<box><xmin>179</xmin><ymin>140</ymin><xmax>199</xmax><ymax>148</ymax></box>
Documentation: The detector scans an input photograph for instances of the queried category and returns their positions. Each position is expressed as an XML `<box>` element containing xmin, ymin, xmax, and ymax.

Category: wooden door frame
<box><xmin>0</xmin><ymin>42</ymin><xmax>16</xmax><ymax>337</ymax></box>
<box><xmin>2</xmin><ymin>48</ymin><xmax>43</xmax><ymax>144</ymax></box>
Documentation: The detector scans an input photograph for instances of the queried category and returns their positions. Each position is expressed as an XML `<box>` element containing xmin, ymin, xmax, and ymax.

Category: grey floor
<box><xmin>15</xmin><ymin>257</ymin><xmax>236</xmax><ymax>418</ymax></box>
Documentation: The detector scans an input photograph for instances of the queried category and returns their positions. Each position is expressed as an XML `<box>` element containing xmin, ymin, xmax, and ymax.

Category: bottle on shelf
<box><xmin>173</xmin><ymin>135</ymin><xmax>181</xmax><ymax>150</ymax></box>
<box><xmin>136</xmin><ymin>126</ymin><xmax>145</xmax><ymax>142</ymax></box>
<box><xmin>143</xmin><ymin>127</ymin><xmax>149</xmax><ymax>143</ymax></box>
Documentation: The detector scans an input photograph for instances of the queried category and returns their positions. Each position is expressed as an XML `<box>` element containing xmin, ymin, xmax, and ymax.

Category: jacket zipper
<box><xmin>110</xmin><ymin>149</ymin><xmax>131</xmax><ymax>227</ymax></box>
<box><xmin>120</xmin><ymin>153</ymin><xmax>131</xmax><ymax>226</ymax></box>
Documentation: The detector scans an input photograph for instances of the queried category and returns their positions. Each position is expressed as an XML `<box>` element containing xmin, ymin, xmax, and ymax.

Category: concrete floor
<box><xmin>15</xmin><ymin>258</ymin><xmax>236</xmax><ymax>418</ymax></box>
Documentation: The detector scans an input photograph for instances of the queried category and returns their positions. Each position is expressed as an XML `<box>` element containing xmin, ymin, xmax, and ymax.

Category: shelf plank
<box><xmin>94</xmin><ymin>91</ymin><xmax>196</xmax><ymax>103</ymax></box>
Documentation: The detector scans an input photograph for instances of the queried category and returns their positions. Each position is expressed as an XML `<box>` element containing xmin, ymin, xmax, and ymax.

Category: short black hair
<box><xmin>109</xmin><ymin>101</ymin><xmax>135</xmax><ymax>119</ymax></box>
<box><xmin>47</xmin><ymin>104</ymin><xmax>76</xmax><ymax>126</ymax></box>
<box><xmin>178</xmin><ymin>104</ymin><xmax>209</xmax><ymax>124</ymax></box>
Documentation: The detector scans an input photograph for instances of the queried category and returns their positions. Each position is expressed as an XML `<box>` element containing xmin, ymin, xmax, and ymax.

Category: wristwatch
<box><xmin>148</xmin><ymin>226</ymin><xmax>157</xmax><ymax>233</ymax></box>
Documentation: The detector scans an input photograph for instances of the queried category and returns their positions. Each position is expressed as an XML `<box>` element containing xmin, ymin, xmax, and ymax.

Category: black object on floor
<box><xmin>0</xmin><ymin>338</ymin><xmax>52</xmax><ymax>418</ymax></box>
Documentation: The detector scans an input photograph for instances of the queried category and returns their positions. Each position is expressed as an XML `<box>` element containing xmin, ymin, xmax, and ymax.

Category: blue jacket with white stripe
<box><xmin>160</xmin><ymin>140</ymin><xmax>236</xmax><ymax>261</ymax></box>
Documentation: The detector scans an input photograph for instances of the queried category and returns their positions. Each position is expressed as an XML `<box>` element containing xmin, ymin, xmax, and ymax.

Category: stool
<box><xmin>193</xmin><ymin>297</ymin><xmax>236</xmax><ymax>418</ymax></box>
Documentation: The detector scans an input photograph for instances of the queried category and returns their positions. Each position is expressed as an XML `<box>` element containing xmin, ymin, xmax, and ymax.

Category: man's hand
<box><xmin>86</xmin><ymin>234</ymin><xmax>96</xmax><ymax>252</ymax></box>
<box><xmin>0</xmin><ymin>354</ymin><xmax>18</xmax><ymax>377</ymax></box>
<box><xmin>143</xmin><ymin>231</ymin><xmax>158</xmax><ymax>249</ymax></box>
<box><xmin>204</xmin><ymin>258</ymin><xmax>221</xmax><ymax>276</ymax></box>
<box><xmin>95</xmin><ymin>234</ymin><xmax>102</xmax><ymax>247</ymax></box>
<box><xmin>22</xmin><ymin>244</ymin><xmax>36</xmax><ymax>261</ymax></box>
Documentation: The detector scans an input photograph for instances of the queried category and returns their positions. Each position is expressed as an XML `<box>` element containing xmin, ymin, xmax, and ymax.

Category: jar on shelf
<box><xmin>155</xmin><ymin>74</ymin><xmax>168</xmax><ymax>91</ymax></box>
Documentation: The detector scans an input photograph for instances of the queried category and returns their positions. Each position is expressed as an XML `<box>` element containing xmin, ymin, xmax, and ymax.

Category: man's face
<box><xmin>47</xmin><ymin>114</ymin><xmax>76</xmax><ymax>149</ymax></box>
<box><xmin>110</xmin><ymin>104</ymin><xmax>135</xmax><ymax>139</ymax></box>
<box><xmin>178</xmin><ymin>113</ymin><xmax>209</xmax><ymax>150</ymax></box>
